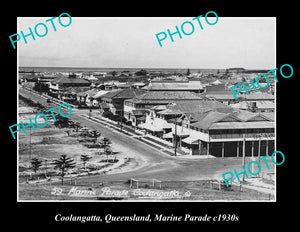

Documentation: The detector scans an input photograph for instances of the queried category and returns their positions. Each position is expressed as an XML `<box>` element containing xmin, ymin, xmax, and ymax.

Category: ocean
<box><xmin>19</xmin><ymin>66</ymin><xmax>225</xmax><ymax>74</ymax></box>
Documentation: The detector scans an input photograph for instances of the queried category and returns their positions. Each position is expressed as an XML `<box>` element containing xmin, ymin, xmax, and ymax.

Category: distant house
<box><xmin>124</xmin><ymin>91</ymin><xmax>208</xmax><ymax>126</ymax></box>
<box><xmin>76</xmin><ymin>89</ymin><xmax>102</xmax><ymax>107</ymax></box>
<box><xmin>99</xmin><ymin>88</ymin><xmax>146</xmax><ymax>115</ymax></box>
<box><xmin>49</xmin><ymin>74</ymin><xmax>91</xmax><ymax>98</ymax></box>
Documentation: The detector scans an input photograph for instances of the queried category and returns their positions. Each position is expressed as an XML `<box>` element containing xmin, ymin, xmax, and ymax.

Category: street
<box><xmin>18</xmin><ymin>88</ymin><xmax>275</xmax><ymax>184</ymax></box>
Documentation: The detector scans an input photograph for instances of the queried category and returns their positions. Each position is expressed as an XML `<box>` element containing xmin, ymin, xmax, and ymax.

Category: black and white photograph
<box><xmin>4</xmin><ymin>3</ymin><xmax>297</xmax><ymax>228</ymax></box>
<box><xmin>16</xmin><ymin>16</ymin><xmax>277</xmax><ymax>201</ymax></box>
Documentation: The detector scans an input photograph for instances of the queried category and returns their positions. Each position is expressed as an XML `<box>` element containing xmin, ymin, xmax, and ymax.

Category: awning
<box><xmin>182</xmin><ymin>136</ymin><xmax>200</xmax><ymax>144</ymax></box>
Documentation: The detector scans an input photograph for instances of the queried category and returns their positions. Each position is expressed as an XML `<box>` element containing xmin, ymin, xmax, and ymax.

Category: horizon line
<box><xmin>18</xmin><ymin>65</ymin><xmax>271</xmax><ymax>71</ymax></box>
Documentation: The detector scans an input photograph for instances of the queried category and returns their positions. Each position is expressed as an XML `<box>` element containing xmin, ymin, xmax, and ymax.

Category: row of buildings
<box><xmin>20</xmin><ymin>73</ymin><xmax>275</xmax><ymax>157</ymax></box>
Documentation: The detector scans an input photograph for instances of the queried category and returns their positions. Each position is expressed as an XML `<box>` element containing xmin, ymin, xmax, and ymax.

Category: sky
<box><xmin>18</xmin><ymin>16</ymin><xmax>276</xmax><ymax>69</ymax></box>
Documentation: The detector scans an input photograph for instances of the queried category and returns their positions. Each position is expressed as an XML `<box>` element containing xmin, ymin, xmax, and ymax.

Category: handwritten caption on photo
<box><xmin>51</xmin><ymin>186</ymin><xmax>192</xmax><ymax>199</ymax></box>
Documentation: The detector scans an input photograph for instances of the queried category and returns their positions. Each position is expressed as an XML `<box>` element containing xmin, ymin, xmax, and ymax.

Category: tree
<box><xmin>52</xmin><ymin>155</ymin><xmax>76</xmax><ymax>185</ymax></box>
<box><xmin>89</xmin><ymin>130</ymin><xmax>101</xmax><ymax>141</ymax></box>
<box><xmin>31</xmin><ymin>158</ymin><xmax>42</xmax><ymax>176</ymax></box>
<box><xmin>33</xmin><ymin>82</ymin><xmax>49</xmax><ymax>93</ymax></box>
<box><xmin>101</xmin><ymin>137</ymin><xmax>112</xmax><ymax>147</ymax></box>
<box><xmin>109</xmin><ymin>71</ymin><xmax>118</xmax><ymax>77</ymax></box>
<box><xmin>186</xmin><ymin>68</ymin><xmax>191</xmax><ymax>76</ymax></box>
<box><xmin>135</xmin><ymin>69</ymin><xmax>148</xmax><ymax>76</ymax></box>
<box><xmin>73</xmin><ymin>122</ymin><xmax>81</xmax><ymax>134</ymax></box>
<box><xmin>104</xmin><ymin>147</ymin><xmax>113</xmax><ymax>162</ymax></box>
<box><xmin>80</xmin><ymin>154</ymin><xmax>91</xmax><ymax>170</ymax></box>
<box><xmin>99</xmin><ymin>137</ymin><xmax>112</xmax><ymax>155</ymax></box>
<box><xmin>102</xmin><ymin>111</ymin><xmax>114</xmax><ymax>119</ymax></box>
<box><xmin>54</xmin><ymin>116</ymin><xmax>69</xmax><ymax>128</ymax></box>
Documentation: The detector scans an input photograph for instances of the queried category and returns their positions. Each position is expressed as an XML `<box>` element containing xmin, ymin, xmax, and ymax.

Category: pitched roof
<box><xmin>168</xmin><ymin>99</ymin><xmax>234</xmax><ymax>114</ymax></box>
<box><xmin>101</xmin><ymin>89</ymin><xmax>146</xmax><ymax>100</ymax></box>
<box><xmin>260</xmin><ymin>112</ymin><xmax>275</xmax><ymax>121</ymax></box>
<box><xmin>190</xmin><ymin>109</ymin><xmax>274</xmax><ymax>130</ymax></box>
<box><xmin>190</xmin><ymin>111</ymin><xmax>233</xmax><ymax>130</ymax></box>
<box><xmin>94</xmin><ymin>90</ymin><xmax>109</xmax><ymax>99</ymax></box>
<box><xmin>126</xmin><ymin>91</ymin><xmax>203</xmax><ymax>103</ymax></box>
<box><xmin>231</xmin><ymin>101</ymin><xmax>275</xmax><ymax>109</ymax></box>
<box><xmin>77</xmin><ymin>89</ymin><xmax>98</xmax><ymax>97</ymax></box>
<box><xmin>142</xmin><ymin>81</ymin><xmax>203</xmax><ymax>91</ymax></box>
<box><xmin>208</xmin><ymin>121</ymin><xmax>275</xmax><ymax>130</ymax></box>
<box><xmin>52</xmin><ymin>76</ymin><xmax>91</xmax><ymax>85</ymax></box>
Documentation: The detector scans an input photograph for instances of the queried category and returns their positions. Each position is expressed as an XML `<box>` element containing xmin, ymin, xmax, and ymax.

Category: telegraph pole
<box><xmin>120</xmin><ymin>108</ymin><xmax>123</xmax><ymax>131</ymax></box>
<box><xmin>29</xmin><ymin>126</ymin><xmax>32</xmax><ymax>161</ymax></box>
<box><xmin>174</xmin><ymin>115</ymin><xmax>177</xmax><ymax>156</ymax></box>
<box><xmin>242</xmin><ymin>133</ymin><xmax>246</xmax><ymax>182</ymax></box>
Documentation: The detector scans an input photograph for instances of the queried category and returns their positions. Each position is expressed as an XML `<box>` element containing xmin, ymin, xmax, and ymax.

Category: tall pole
<box><xmin>120</xmin><ymin>108</ymin><xmax>123</xmax><ymax>131</ymax></box>
<box><xmin>258</xmin><ymin>134</ymin><xmax>261</xmax><ymax>176</ymax></box>
<box><xmin>242</xmin><ymin>133</ymin><xmax>246</xmax><ymax>182</ymax></box>
<box><xmin>174</xmin><ymin>116</ymin><xmax>177</xmax><ymax>156</ymax></box>
<box><xmin>29</xmin><ymin>126</ymin><xmax>32</xmax><ymax>161</ymax></box>
<box><xmin>45</xmin><ymin>159</ymin><xmax>48</xmax><ymax>177</ymax></box>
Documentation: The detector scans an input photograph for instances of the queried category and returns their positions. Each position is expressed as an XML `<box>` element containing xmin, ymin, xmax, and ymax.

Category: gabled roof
<box><xmin>126</xmin><ymin>91</ymin><xmax>203</xmax><ymax>103</ymax></box>
<box><xmin>208</xmin><ymin>121</ymin><xmax>275</xmax><ymax>130</ymax></box>
<box><xmin>77</xmin><ymin>88</ymin><xmax>99</xmax><ymax>97</ymax></box>
<box><xmin>93</xmin><ymin>90</ymin><xmax>109</xmax><ymax>99</ymax></box>
<box><xmin>101</xmin><ymin>89</ymin><xmax>146</xmax><ymax>100</ymax></box>
<box><xmin>260</xmin><ymin>112</ymin><xmax>275</xmax><ymax>121</ymax></box>
<box><xmin>190</xmin><ymin>111</ymin><xmax>231</xmax><ymax>130</ymax></box>
<box><xmin>190</xmin><ymin>109</ymin><xmax>274</xmax><ymax>130</ymax></box>
<box><xmin>168</xmin><ymin>99</ymin><xmax>234</xmax><ymax>114</ymax></box>
<box><xmin>232</xmin><ymin>110</ymin><xmax>273</xmax><ymax>122</ymax></box>
<box><xmin>52</xmin><ymin>76</ymin><xmax>91</xmax><ymax>85</ymax></box>
<box><xmin>142</xmin><ymin>81</ymin><xmax>203</xmax><ymax>91</ymax></box>
<box><xmin>231</xmin><ymin>101</ymin><xmax>275</xmax><ymax>109</ymax></box>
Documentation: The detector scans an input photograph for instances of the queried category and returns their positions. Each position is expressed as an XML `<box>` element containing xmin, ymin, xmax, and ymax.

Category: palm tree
<box><xmin>89</xmin><ymin>130</ymin><xmax>101</xmax><ymax>143</ymax></box>
<box><xmin>80</xmin><ymin>154</ymin><xmax>91</xmax><ymax>170</ymax></box>
<box><xmin>30</xmin><ymin>158</ymin><xmax>42</xmax><ymax>178</ymax></box>
<box><xmin>74</xmin><ymin>122</ymin><xmax>81</xmax><ymax>135</ymax></box>
<box><xmin>105</xmin><ymin>147</ymin><xmax>112</xmax><ymax>162</ymax></box>
<box><xmin>101</xmin><ymin>137</ymin><xmax>111</xmax><ymax>147</ymax></box>
<box><xmin>52</xmin><ymin>155</ymin><xmax>76</xmax><ymax>185</ymax></box>
<box><xmin>98</xmin><ymin>137</ymin><xmax>112</xmax><ymax>157</ymax></box>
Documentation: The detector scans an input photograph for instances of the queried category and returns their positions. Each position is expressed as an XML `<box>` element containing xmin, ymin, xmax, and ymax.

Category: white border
<box><xmin>17</xmin><ymin>17</ymin><xmax>277</xmax><ymax>203</ymax></box>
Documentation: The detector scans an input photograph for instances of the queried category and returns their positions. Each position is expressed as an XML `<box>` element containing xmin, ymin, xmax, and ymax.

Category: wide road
<box><xmin>18</xmin><ymin>88</ymin><xmax>275</xmax><ymax>184</ymax></box>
